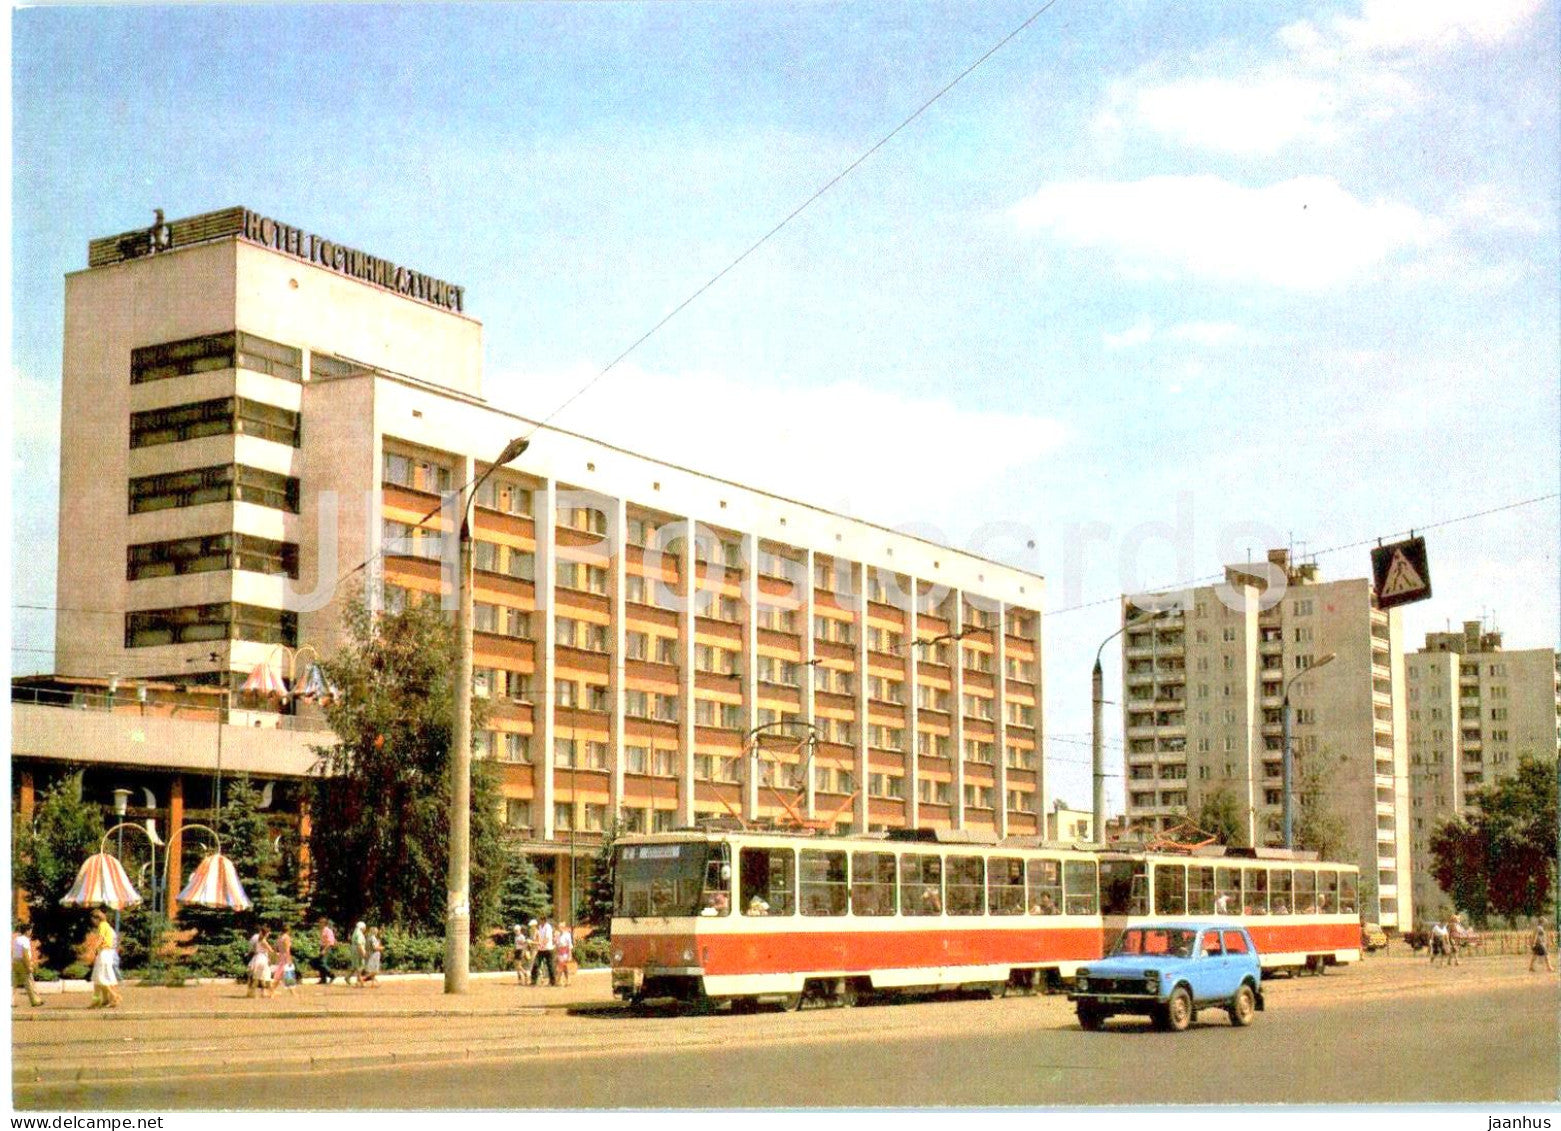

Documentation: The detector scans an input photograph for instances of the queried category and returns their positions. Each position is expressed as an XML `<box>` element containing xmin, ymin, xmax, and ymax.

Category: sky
<box><xmin>9</xmin><ymin>0</ymin><xmax>1560</xmax><ymax>815</ymax></box>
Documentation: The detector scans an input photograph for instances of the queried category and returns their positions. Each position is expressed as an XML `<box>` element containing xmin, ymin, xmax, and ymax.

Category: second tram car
<box><xmin>610</xmin><ymin>829</ymin><xmax>1362</xmax><ymax>1009</ymax></box>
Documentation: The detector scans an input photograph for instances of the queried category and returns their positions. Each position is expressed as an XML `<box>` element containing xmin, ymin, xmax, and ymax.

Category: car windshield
<box><xmin>1112</xmin><ymin>928</ymin><xmax>1197</xmax><ymax>958</ymax></box>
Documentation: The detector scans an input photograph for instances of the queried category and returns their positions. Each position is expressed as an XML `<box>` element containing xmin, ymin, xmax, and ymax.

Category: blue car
<box><xmin>1068</xmin><ymin>922</ymin><xmax>1265</xmax><ymax>1032</ymax></box>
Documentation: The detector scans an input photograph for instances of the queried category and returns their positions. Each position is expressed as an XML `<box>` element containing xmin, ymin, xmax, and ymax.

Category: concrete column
<box><xmin>609</xmin><ymin>496</ymin><xmax>627</xmax><ymax>820</ymax></box>
<box><xmin>853</xmin><ymin>563</ymin><xmax>869</xmax><ymax>833</ymax></box>
<box><xmin>995</xmin><ymin>603</ymin><xmax>1009</xmax><ymax>838</ymax></box>
<box><xmin>951</xmin><ymin>590</ymin><xmax>966</xmax><ymax>827</ymax></box>
<box><xmin>741</xmin><ymin>533</ymin><xmax>759</xmax><ymax>820</ymax></box>
<box><xmin>536</xmin><ymin>480</ymin><xmax>557</xmax><ymax>840</ymax></box>
<box><xmin>678</xmin><ymin>517</ymin><xmax>697</xmax><ymax>826</ymax></box>
<box><xmin>904</xmin><ymin>580</ymin><xmax>919</xmax><ymax>828</ymax></box>
<box><xmin>802</xmin><ymin>549</ymin><xmax>817</xmax><ymax>822</ymax></box>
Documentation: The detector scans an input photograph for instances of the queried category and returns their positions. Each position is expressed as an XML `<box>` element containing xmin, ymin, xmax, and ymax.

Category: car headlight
<box><xmin>1075</xmin><ymin>976</ymin><xmax>1088</xmax><ymax>991</ymax></box>
<box><xmin>1144</xmin><ymin>970</ymin><xmax>1160</xmax><ymax>992</ymax></box>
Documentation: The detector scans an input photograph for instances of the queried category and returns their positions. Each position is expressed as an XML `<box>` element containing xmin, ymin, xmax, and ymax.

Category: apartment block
<box><xmin>1405</xmin><ymin>621</ymin><xmax>1561</xmax><ymax>917</ymax></box>
<box><xmin>1120</xmin><ymin>549</ymin><xmax>1414</xmax><ymax>928</ymax></box>
<box><xmin>22</xmin><ymin>206</ymin><xmax>1047</xmax><ymax>910</ymax></box>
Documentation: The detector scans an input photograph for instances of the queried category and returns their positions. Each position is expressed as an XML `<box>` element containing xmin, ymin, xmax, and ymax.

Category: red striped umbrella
<box><xmin>176</xmin><ymin>852</ymin><xmax>252</xmax><ymax>911</ymax></box>
<box><xmin>61</xmin><ymin>852</ymin><xmax>143</xmax><ymax>910</ymax></box>
<box><xmin>242</xmin><ymin>662</ymin><xmax>290</xmax><ymax>701</ymax></box>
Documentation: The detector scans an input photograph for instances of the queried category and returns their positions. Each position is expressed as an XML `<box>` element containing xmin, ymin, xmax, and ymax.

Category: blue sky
<box><xmin>11</xmin><ymin>1</ymin><xmax>1559</xmax><ymax>813</ymax></box>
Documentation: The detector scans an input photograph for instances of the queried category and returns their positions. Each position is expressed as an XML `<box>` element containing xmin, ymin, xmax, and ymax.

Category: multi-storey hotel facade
<box><xmin>1405</xmin><ymin>622</ymin><xmax>1561</xmax><ymax>917</ymax></box>
<box><xmin>23</xmin><ymin>207</ymin><xmax>1047</xmax><ymax>910</ymax></box>
<box><xmin>1119</xmin><ymin>549</ymin><xmax>1414</xmax><ymax>929</ymax></box>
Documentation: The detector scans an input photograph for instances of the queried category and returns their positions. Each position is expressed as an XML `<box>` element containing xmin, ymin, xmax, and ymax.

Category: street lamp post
<box><xmin>1093</xmin><ymin>605</ymin><xmax>1174</xmax><ymax>843</ymax></box>
<box><xmin>1282</xmin><ymin>652</ymin><xmax>1336</xmax><ymax>849</ymax></box>
<box><xmin>112</xmin><ymin>789</ymin><xmax>131</xmax><ymax>939</ymax></box>
<box><xmin>446</xmin><ymin>435</ymin><xmax>530</xmax><ymax>995</ymax></box>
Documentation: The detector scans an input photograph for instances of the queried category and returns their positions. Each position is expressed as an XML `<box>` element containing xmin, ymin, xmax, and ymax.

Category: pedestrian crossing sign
<box><xmin>1371</xmin><ymin>536</ymin><xmax>1432</xmax><ymax>609</ymax></box>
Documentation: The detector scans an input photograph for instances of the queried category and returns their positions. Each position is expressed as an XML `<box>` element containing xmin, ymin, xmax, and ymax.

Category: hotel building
<box><xmin>1405</xmin><ymin>622</ymin><xmax>1561</xmax><ymax>917</ymax></box>
<box><xmin>18</xmin><ymin>206</ymin><xmax>1047</xmax><ymax>911</ymax></box>
<box><xmin>1119</xmin><ymin>549</ymin><xmax>1414</xmax><ymax>928</ymax></box>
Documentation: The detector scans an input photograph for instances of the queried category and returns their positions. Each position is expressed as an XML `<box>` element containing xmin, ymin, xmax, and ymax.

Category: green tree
<box><xmin>581</xmin><ymin>818</ymin><xmax>621</xmax><ymax>931</ymax></box>
<box><xmin>1432</xmin><ymin>754</ymin><xmax>1556</xmax><ymax>924</ymax></box>
<box><xmin>1194</xmin><ymin>787</ymin><xmax>1247</xmax><ymax>847</ymax></box>
<box><xmin>1295</xmin><ymin>751</ymin><xmax>1349</xmax><ymax>862</ymax></box>
<box><xmin>12</xmin><ymin>773</ymin><xmax>105</xmax><ymax>969</ymax></box>
<box><xmin>308</xmin><ymin>593</ymin><xmax>506</xmax><ymax>938</ymax></box>
<box><xmin>497</xmin><ymin>846</ymin><xmax>552</xmax><ymax>928</ymax></box>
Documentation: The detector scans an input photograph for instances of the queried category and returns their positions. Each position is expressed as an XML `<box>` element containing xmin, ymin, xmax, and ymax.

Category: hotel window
<box><xmin>474</xmin><ymin>730</ymin><xmax>498</xmax><ymax>759</ymax></box>
<box><xmin>826</xmin><ymin>717</ymin><xmax>855</xmax><ymax>744</ymax></box>
<box><xmin>755</xmin><ymin>604</ymin><xmax>799</xmax><ymax>633</ymax></box>
<box><xmin>473</xmin><ymin>541</ymin><xmax>535</xmax><ymax>580</ymax></box>
<box><xmin>130</xmin><ymin>330</ymin><xmax>301</xmax><ymax>385</ymax></box>
<box><xmin>754</xmin><ymin>656</ymin><xmax>799</xmax><ymax>685</ymax></box>
<box><xmin>382</xmin><ymin>520</ymin><xmax>444</xmax><ymax>561</ymax></box>
<box><xmin>813</xmin><ymin>666</ymin><xmax>854</xmax><ymax>695</ymax></box>
<box><xmin>1005</xmin><ymin>656</ymin><xmax>1035</xmax><ymax>681</ymax></box>
<box><xmin>866</xmin><ymin>627</ymin><xmax>903</xmax><ymax>654</ymax></box>
<box><xmin>963</xmin><ymin>646</ymin><xmax>993</xmax><ymax>674</ymax></box>
<box><xmin>963</xmin><ymin>784</ymin><xmax>994</xmax><ymax>809</ymax></box>
<box><xmin>867</xmin><ymin>677</ymin><xmax>904</xmax><ymax>704</ymax></box>
<box><xmin>868</xmin><ymin>725</ymin><xmax>905</xmax><ymax>751</ymax></box>
<box><xmin>129</xmin><ymin>464</ymin><xmax>299</xmax><ymax>514</ymax></box>
<box><xmin>581</xmin><ymin>741</ymin><xmax>610</xmax><ymax>770</ymax></box>
<box><xmin>916</xmin><ymin>685</ymin><xmax>950</xmax><ymax>711</ymax></box>
<box><xmin>625</xmin><ymin>631</ymin><xmax>649</xmax><ymax>660</ymax></box>
<box><xmin>556</xmin><ymin>617</ymin><xmax>609</xmax><ymax>653</ymax></box>
<box><xmin>127</xmin><ymin>533</ymin><xmax>298</xmax><ymax>581</ymax></box>
<box><xmin>651</xmin><ymin>749</ymin><xmax>677</xmax><ymax>777</ymax></box>
<box><xmin>555</xmin><ymin>680</ymin><xmax>579</xmax><ymax>709</ymax></box>
<box><xmin>624</xmin><ymin>690</ymin><xmax>649</xmax><ymax>718</ymax></box>
<box><xmin>624</xmin><ymin>745</ymin><xmax>650</xmax><ymax>774</ymax></box>
<box><xmin>918</xmin><ymin>731</ymin><xmax>951</xmax><ymax>759</ymax></box>
<box><xmin>556</xmin><ymin>560</ymin><xmax>609</xmax><ymax>594</ymax></box>
<box><xmin>503</xmin><ymin>733</ymin><xmax>531</xmax><ymax>763</ymax></box>
<box><xmin>962</xmin><ymin>694</ymin><xmax>993</xmax><ymax>720</ymax></box>
<box><xmin>918</xmin><ymin>778</ymin><xmax>952</xmax><ymax>805</ymax></box>
<box><xmin>554</xmin><ymin>803</ymin><xmax>574</xmax><ymax>831</ymax></box>
<box><xmin>581</xmin><ymin>804</ymin><xmax>607</xmax><ymax>832</ymax></box>
<box><xmin>1005</xmin><ymin>789</ymin><xmax>1029</xmax><ymax>813</ymax></box>
<box><xmin>561</xmin><ymin>507</ymin><xmax>608</xmax><ymax>536</ymax></box>
<box><xmin>383</xmin><ymin>452</ymin><xmax>454</xmax><ymax>495</ymax></box>
<box><xmin>813</xmin><ymin>615</ymin><xmax>855</xmax><ymax>645</ymax></box>
<box><xmin>964</xmin><ymin>739</ymin><xmax>994</xmax><ymax>764</ymax></box>
<box><xmin>503</xmin><ymin>799</ymin><xmax>532</xmax><ymax>829</ymax></box>
<box><xmin>1006</xmin><ymin>701</ymin><xmax>1034</xmax><ymax>726</ymax></box>
<box><xmin>1004</xmin><ymin>745</ymin><xmax>1036</xmax><ymax>769</ymax></box>
<box><xmin>656</xmin><ymin>638</ymin><xmax>679</xmax><ymax>665</ymax></box>
<box><xmin>624</xmin><ymin>574</ymin><xmax>648</xmax><ymax>604</ymax></box>
<box><xmin>653</xmin><ymin>694</ymin><xmax>680</xmax><ymax>722</ymax></box>
<box><xmin>706</xmin><ymin>594</ymin><xmax>741</xmax><ymax>622</ymax></box>
<box><xmin>651</xmin><ymin>809</ymin><xmax>677</xmax><ymax>833</ymax></box>
<box><xmin>473</xmin><ymin>476</ymin><xmax>531</xmax><ymax>516</ymax></box>
<box><xmin>626</xmin><ymin>517</ymin><xmax>661</xmax><ymax>546</ymax></box>
<box><xmin>586</xmin><ymin>684</ymin><xmax>611</xmax><ymax>712</ymax></box>
<box><xmin>474</xmin><ymin>603</ymin><xmax>529</xmax><ymax>638</ymax></box>
<box><xmin>130</xmin><ymin>396</ymin><xmax>300</xmax><ymax>449</ymax></box>
<box><xmin>125</xmin><ymin>602</ymin><xmax>296</xmax><ymax>648</ymax></box>
<box><xmin>868</xmin><ymin>773</ymin><xmax>905</xmax><ymax>799</ymax></box>
<box><xmin>759</xmin><ymin>551</ymin><xmax>796</xmax><ymax>580</ymax></box>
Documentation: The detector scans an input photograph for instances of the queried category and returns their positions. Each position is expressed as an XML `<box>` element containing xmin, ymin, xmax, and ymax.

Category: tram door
<box><xmin>1097</xmin><ymin>858</ymin><xmax>1149</xmax><ymax>956</ymax></box>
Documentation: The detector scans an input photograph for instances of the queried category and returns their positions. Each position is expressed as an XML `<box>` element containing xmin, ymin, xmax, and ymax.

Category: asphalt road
<box><xmin>17</xmin><ymin>960</ymin><xmax>1558</xmax><ymax>1109</ymax></box>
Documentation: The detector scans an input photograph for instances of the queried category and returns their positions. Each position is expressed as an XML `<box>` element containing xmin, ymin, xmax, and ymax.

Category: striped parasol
<box><xmin>175</xmin><ymin>852</ymin><xmax>252</xmax><ymax>910</ymax></box>
<box><xmin>61</xmin><ymin>852</ymin><xmax>143</xmax><ymax>910</ymax></box>
<box><xmin>242</xmin><ymin>662</ymin><xmax>290</xmax><ymax>702</ymax></box>
<box><xmin>295</xmin><ymin>662</ymin><xmax>342</xmax><ymax>705</ymax></box>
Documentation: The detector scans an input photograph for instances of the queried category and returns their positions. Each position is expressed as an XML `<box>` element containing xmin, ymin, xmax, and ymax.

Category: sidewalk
<box><xmin>13</xmin><ymin>967</ymin><xmax>615</xmax><ymax>1021</ymax></box>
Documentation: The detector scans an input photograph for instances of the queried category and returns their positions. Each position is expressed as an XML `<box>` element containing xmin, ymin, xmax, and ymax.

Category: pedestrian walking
<box><xmin>349</xmin><ymin>921</ymin><xmax>368</xmax><ymax>987</ymax></box>
<box><xmin>512</xmin><ymin>923</ymin><xmax>531</xmax><ymax>985</ymax></box>
<box><xmin>1429</xmin><ymin>920</ymin><xmax>1448</xmax><ymax>965</ymax></box>
<box><xmin>363</xmin><ymin>927</ymin><xmax>382</xmax><ymax>987</ymax></box>
<box><xmin>1531</xmin><ymin>919</ymin><xmax>1554</xmax><ymax>973</ymax></box>
<box><xmin>273</xmin><ymin>926</ymin><xmax>298</xmax><ymax>996</ymax></box>
<box><xmin>315</xmin><ymin>920</ymin><xmax>337</xmax><ymax>985</ymax></box>
<box><xmin>530</xmin><ymin>915</ymin><xmax>556</xmax><ymax>987</ymax></box>
<box><xmin>247</xmin><ymin>926</ymin><xmax>275</xmax><ymax>999</ymax></box>
<box><xmin>555</xmin><ymin>922</ymin><xmax>574</xmax><ymax>987</ymax></box>
<box><xmin>87</xmin><ymin>910</ymin><xmax>121</xmax><ymax>1009</ymax></box>
<box><xmin>12</xmin><ymin>923</ymin><xmax>43</xmax><ymax>1008</ymax></box>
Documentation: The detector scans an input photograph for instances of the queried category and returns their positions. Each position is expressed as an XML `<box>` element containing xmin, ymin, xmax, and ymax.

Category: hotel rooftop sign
<box><xmin>88</xmin><ymin>206</ymin><xmax>466</xmax><ymax>314</ymax></box>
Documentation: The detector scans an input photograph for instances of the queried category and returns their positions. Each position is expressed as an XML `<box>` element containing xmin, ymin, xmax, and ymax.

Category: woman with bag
<box><xmin>273</xmin><ymin>926</ymin><xmax>299</xmax><ymax>996</ymax></box>
<box><xmin>1531</xmin><ymin>919</ymin><xmax>1553</xmax><ymax>973</ymax></box>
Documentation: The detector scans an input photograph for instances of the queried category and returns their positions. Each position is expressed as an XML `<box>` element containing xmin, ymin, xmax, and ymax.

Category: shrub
<box><xmin>574</xmin><ymin>932</ymin><xmax>612</xmax><ymax>969</ymax></box>
<box><xmin>63</xmin><ymin>963</ymin><xmax>89</xmax><ymax>980</ymax></box>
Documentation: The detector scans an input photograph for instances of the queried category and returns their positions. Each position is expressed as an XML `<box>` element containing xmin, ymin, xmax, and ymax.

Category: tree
<box><xmin>1294</xmin><ymin>751</ymin><xmax>1348</xmax><ymax>862</ymax></box>
<box><xmin>12</xmin><ymin>773</ymin><xmax>105</xmax><ymax>969</ymax></box>
<box><xmin>308</xmin><ymin>593</ymin><xmax>507</xmax><ymax>938</ymax></box>
<box><xmin>581</xmin><ymin>818</ymin><xmax>621</xmax><ymax>931</ymax></box>
<box><xmin>1194</xmin><ymin>787</ymin><xmax>1247</xmax><ymax>847</ymax></box>
<box><xmin>1432</xmin><ymin>754</ymin><xmax>1556</xmax><ymax>925</ymax></box>
<box><xmin>497</xmin><ymin>846</ymin><xmax>552</xmax><ymax>928</ymax></box>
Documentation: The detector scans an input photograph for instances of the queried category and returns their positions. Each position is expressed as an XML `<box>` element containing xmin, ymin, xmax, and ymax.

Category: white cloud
<box><xmin>489</xmin><ymin>364</ymin><xmax>1069</xmax><ymax>518</ymax></box>
<box><xmin>1131</xmin><ymin>75</ymin><xmax>1344</xmax><ymax>154</ymax></box>
<box><xmin>1449</xmin><ymin>185</ymin><xmax>1550</xmax><ymax>233</ymax></box>
<box><xmin>1290</xmin><ymin>0</ymin><xmax>1543</xmax><ymax>56</ymax></box>
<box><xmin>1169</xmin><ymin>321</ymin><xmax>1243</xmax><ymax>346</ymax></box>
<box><xmin>1011</xmin><ymin>175</ymin><xmax>1438</xmax><ymax>289</ymax></box>
<box><xmin>1103</xmin><ymin>320</ymin><xmax>1155</xmax><ymax>350</ymax></box>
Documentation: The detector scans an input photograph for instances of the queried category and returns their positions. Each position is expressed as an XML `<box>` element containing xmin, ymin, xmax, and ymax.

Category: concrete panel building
<box><xmin>1405</xmin><ymin>621</ymin><xmax>1561</xmax><ymax>917</ymax></box>
<box><xmin>1120</xmin><ymin>549</ymin><xmax>1414</xmax><ymax>929</ymax></box>
<box><xmin>25</xmin><ymin>206</ymin><xmax>1048</xmax><ymax>912</ymax></box>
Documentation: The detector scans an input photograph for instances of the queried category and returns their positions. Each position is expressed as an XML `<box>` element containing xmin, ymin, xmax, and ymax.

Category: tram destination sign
<box><xmin>1371</xmin><ymin>536</ymin><xmax>1432</xmax><ymax>609</ymax></box>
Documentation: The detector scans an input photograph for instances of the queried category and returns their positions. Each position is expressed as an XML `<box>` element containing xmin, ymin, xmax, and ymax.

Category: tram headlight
<box><xmin>682</xmin><ymin>947</ymin><xmax>695</xmax><ymax>963</ymax></box>
<box><xmin>612</xmin><ymin>950</ymin><xmax>624</xmax><ymax>964</ymax></box>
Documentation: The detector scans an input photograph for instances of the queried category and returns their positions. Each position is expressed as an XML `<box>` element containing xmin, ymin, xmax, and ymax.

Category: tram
<box><xmin>609</xmin><ymin>827</ymin><xmax>1362</xmax><ymax>1009</ymax></box>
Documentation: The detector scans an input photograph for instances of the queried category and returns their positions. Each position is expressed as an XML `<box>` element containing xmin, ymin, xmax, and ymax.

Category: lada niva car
<box><xmin>1068</xmin><ymin>923</ymin><xmax>1264</xmax><ymax>1032</ymax></box>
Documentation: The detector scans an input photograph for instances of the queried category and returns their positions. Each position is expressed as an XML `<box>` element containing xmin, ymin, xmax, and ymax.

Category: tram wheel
<box><xmin>779</xmin><ymin>993</ymin><xmax>804</xmax><ymax>1012</ymax></box>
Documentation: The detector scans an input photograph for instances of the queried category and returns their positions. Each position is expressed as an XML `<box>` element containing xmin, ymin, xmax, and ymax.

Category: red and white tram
<box><xmin>610</xmin><ymin>828</ymin><xmax>1362</xmax><ymax>1008</ymax></box>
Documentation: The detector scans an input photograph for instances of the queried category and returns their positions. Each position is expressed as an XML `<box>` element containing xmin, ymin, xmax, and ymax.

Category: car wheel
<box><xmin>1077</xmin><ymin>1003</ymin><xmax>1106</xmax><ymax>1031</ymax></box>
<box><xmin>1159</xmin><ymin>986</ymin><xmax>1193</xmax><ymax>1032</ymax></box>
<box><xmin>1230</xmin><ymin>983</ymin><xmax>1256</xmax><ymax>1027</ymax></box>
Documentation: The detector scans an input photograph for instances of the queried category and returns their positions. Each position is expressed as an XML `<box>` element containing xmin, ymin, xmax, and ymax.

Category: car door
<box><xmin>1196</xmin><ymin>929</ymin><xmax>1230</xmax><ymax>1002</ymax></box>
<box><xmin>1221</xmin><ymin>929</ymin><xmax>1255</xmax><ymax>993</ymax></box>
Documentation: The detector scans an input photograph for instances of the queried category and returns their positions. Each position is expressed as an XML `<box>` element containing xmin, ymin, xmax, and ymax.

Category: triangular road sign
<box><xmin>1371</xmin><ymin>536</ymin><xmax>1432</xmax><ymax>609</ymax></box>
<box><xmin>1380</xmin><ymin>550</ymin><xmax>1426</xmax><ymax>598</ymax></box>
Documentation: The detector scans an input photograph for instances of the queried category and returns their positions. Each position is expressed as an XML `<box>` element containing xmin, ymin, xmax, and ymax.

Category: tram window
<box><xmin>1063</xmin><ymin>860</ymin><xmax>1098</xmax><ymax>915</ymax></box>
<box><xmin>851</xmin><ymin>852</ymin><xmax>897</xmax><ymax>916</ymax></box>
<box><xmin>1222</xmin><ymin>930</ymin><xmax>1249</xmax><ymax>955</ymax></box>
<box><xmin>946</xmin><ymin>856</ymin><xmax>985</xmax><ymax>916</ymax></box>
<box><xmin>1027</xmin><ymin>859</ymin><xmax>1062</xmax><ymax>915</ymax></box>
<box><xmin>740</xmin><ymin>847</ymin><xmax>796</xmax><ymax>916</ymax></box>
<box><xmin>1340</xmin><ymin>872</ymin><xmax>1358</xmax><ymax>914</ymax></box>
<box><xmin>1215</xmin><ymin>867</ymin><xmax>1241</xmax><ymax>913</ymax></box>
<box><xmin>1099</xmin><ymin>860</ymin><xmax>1146</xmax><ymax>916</ymax></box>
<box><xmin>1188</xmin><ymin>866</ymin><xmax>1215</xmax><ymax>915</ymax></box>
<box><xmin>700</xmin><ymin>845</ymin><xmax>732</xmax><ymax>916</ymax></box>
<box><xmin>1295</xmin><ymin>869</ymin><xmax>1317</xmax><ymax>914</ymax></box>
<box><xmin>1154</xmin><ymin>864</ymin><xmax>1187</xmax><ymax>916</ymax></box>
<box><xmin>1243</xmin><ymin>868</ymin><xmax>1268</xmax><ymax>915</ymax></box>
<box><xmin>901</xmin><ymin>854</ymin><xmax>943</xmax><ymax>915</ymax></box>
<box><xmin>800</xmin><ymin>850</ymin><xmax>849</xmax><ymax>916</ymax></box>
<box><xmin>988</xmin><ymin>857</ymin><xmax>1025</xmax><ymax>916</ymax></box>
<box><xmin>1319</xmin><ymin>870</ymin><xmax>1339</xmax><ymax>914</ymax></box>
<box><xmin>1271</xmin><ymin>869</ymin><xmax>1294</xmax><ymax>915</ymax></box>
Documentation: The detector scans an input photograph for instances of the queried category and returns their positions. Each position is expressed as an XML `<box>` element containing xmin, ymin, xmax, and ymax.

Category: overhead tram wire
<box><xmin>322</xmin><ymin>0</ymin><xmax>1071</xmax><ymax>594</ymax></box>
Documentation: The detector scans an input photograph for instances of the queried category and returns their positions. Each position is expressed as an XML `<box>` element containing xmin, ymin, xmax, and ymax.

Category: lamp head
<box><xmin>113</xmin><ymin>787</ymin><xmax>132</xmax><ymax>816</ymax></box>
<box><xmin>496</xmin><ymin>437</ymin><xmax>531</xmax><ymax>466</ymax></box>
